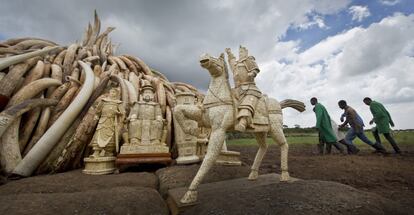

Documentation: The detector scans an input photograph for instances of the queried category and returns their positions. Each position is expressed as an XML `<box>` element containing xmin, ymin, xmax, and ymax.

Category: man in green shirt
<box><xmin>363</xmin><ymin>97</ymin><xmax>401</xmax><ymax>154</ymax></box>
<box><xmin>310</xmin><ymin>97</ymin><xmax>344</xmax><ymax>154</ymax></box>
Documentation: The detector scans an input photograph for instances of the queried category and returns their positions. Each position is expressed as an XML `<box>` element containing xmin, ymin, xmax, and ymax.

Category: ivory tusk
<box><xmin>0</xmin><ymin>46</ymin><xmax>60</xmax><ymax>71</ymax></box>
<box><xmin>12</xmin><ymin>61</ymin><xmax>95</xmax><ymax>177</ymax></box>
<box><xmin>124</xmin><ymin>79</ymin><xmax>138</xmax><ymax>104</ymax></box>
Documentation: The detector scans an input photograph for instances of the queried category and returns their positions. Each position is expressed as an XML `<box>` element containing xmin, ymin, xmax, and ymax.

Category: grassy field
<box><xmin>227</xmin><ymin>130</ymin><xmax>414</xmax><ymax>146</ymax></box>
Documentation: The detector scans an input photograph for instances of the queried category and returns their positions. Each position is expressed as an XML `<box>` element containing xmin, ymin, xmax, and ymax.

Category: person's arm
<box><xmin>94</xmin><ymin>101</ymin><xmax>103</xmax><ymax>120</ymax></box>
<box><xmin>340</xmin><ymin>112</ymin><xmax>346</xmax><ymax>122</ymax></box>
<box><xmin>339</xmin><ymin>109</ymin><xmax>351</xmax><ymax>128</ymax></box>
<box><xmin>225</xmin><ymin>48</ymin><xmax>237</xmax><ymax>74</ymax></box>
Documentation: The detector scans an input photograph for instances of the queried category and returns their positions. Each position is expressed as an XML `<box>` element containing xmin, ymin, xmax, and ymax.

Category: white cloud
<box><xmin>258</xmin><ymin>13</ymin><xmax>414</xmax><ymax>129</ymax></box>
<box><xmin>380</xmin><ymin>0</ymin><xmax>400</xmax><ymax>6</ymax></box>
<box><xmin>296</xmin><ymin>15</ymin><xmax>328</xmax><ymax>30</ymax></box>
<box><xmin>349</xmin><ymin>5</ymin><xmax>371</xmax><ymax>22</ymax></box>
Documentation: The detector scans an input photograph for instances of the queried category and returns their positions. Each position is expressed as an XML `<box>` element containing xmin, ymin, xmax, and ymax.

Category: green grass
<box><xmin>227</xmin><ymin>130</ymin><xmax>414</xmax><ymax>146</ymax></box>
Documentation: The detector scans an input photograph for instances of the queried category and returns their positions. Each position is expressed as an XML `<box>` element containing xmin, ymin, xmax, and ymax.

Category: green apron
<box><xmin>370</xmin><ymin>101</ymin><xmax>394</xmax><ymax>134</ymax></box>
<box><xmin>314</xmin><ymin>103</ymin><xmax>337</xmax><ymax>143</ymax></box>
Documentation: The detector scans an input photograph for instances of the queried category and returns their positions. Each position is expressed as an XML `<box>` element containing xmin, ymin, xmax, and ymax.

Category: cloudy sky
<box><xmin>1</xmin><ymin>0</ymin><xmax>413</xmax><ymax>129</ymax></box>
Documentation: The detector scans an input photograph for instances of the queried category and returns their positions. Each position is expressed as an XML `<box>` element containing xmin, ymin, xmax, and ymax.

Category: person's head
<box><xmin>310</xmin><ymin>97</ymin><xmax>317</xmax><ymax>106</ymax></box>
<box><xmin>109</xmin><ymin>88</ymin><xmax>120</xmax><ymax>99</ymax></box>
<box><xmin>338</xmin><ymin>100</ymin><xmax>347</xmax><ymax>109</ymax></box>
<box><xmin>363</xmin><ymin>97</ymin><xmax>372</xmax><ymax>106</ymax></box>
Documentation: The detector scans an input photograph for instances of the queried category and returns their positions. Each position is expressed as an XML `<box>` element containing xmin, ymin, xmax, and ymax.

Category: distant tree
<box><xmin>294</xmin><ymin>124</ymin><xmax>301</xmax><ymax>129</ymax></box>
<box><xmin>283</xmin><ymin>124</ymin><xmax>288</xmax><ymax>128</ymax></box>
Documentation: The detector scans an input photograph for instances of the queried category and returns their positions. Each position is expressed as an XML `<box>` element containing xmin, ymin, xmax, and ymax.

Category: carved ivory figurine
<box><xmin>174</xmin><ymin>48</ymin><xmax>305</xmax><ymax>204</ymax></box>
<box><xmin>119</xmin><ymin>80</ymin><xmax>168</xmax><ymax>154</ymax></box>
<box><xmin>226</xmin><ymin>46</ymin><xmax>261</xmax><ymax>132</ymax></box>
<box><xmin>83</xmin><ymin>87</ymin><xmax>125</xmax><ymax>175</ymax></box>
<box><xmin>90</xmin><ymin>88</ymin><xmax>125</xmax><ymax>157</ymax></box>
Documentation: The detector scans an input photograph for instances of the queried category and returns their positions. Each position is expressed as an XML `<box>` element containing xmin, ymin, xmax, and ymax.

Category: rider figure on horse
<box><xmin>225</xmin><ymin>46</ymin><xmax>262</xmax><ymax>132</ymax></box>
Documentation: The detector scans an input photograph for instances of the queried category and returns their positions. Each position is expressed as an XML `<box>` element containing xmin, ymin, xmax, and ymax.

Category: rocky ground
<box><xmin>0</xmin><ymin>144</ymin><xmax>412</xmax><ymax>214</ymax></box>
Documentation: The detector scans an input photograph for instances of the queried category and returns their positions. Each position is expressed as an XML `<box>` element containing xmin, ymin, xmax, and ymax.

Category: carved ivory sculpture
<box><xmin>120</xmin><ymin>80</ymin><xmax>168</xmax><ymax>153</ymax></box>
<box><xmin>116</xmin><ymin>80</ymin><xmax>171</xmax><ymax>166</ymax></box>
<box><xmin>83</xmin><ymin>87</ymin><xmax>125</xmax><ymax>175</ymax></box>
<box><xmin>173</xmin><ymin>47</ymin><xmax>305</xmax><ymax>204</ymax></box>
<box><xmin>174</xmin><ymin>91</ymin><xmax>203</xmax><ymax>164</ymax></box>
<box><xmin>174</xmin><ymin>92</ymin><xmax>240</xmax><ymax>165</ymax></box>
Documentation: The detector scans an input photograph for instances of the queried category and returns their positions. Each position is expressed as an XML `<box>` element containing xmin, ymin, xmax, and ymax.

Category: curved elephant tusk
<box><xmin>0</xmin><ymin>46</ymin><xmax>60</xmax><ymax>71</ymax></box>
<box><xmin>124</xmin><ymin>79</ymin><xmax>138</xmax><ymax>104</ymax></box>
<box><xmin>0</xmin><ymin>99</ymin><xmax>58</xmax><ymax>172</ymax></box>
<box><xmin>110</xmin><ymin>75</ymin><xmax>129</xmax><ymax>111</ymax></box>
<box><xmin>12</xmin><ymin>61</ymin><xmax>95</xmax><ymax>177</ymax></box>
<box><xmin>8</xmin><ymin>78</ymin><xmax>62</xmax><ymax>107</ymax></box>
<box><xmin>0</xmin><ymin>99</ymin><xmax>58</xmax><ymax>138</ymax></box>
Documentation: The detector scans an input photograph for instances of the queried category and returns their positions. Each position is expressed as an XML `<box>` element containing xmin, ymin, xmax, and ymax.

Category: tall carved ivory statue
<box><xmin>120</xmin><ymin>80</ymin><xmax>168</xmax><ymax>154</ymax></box>
<box><xmin>83</xmin><ymin>87</ymin><xmax>125</xmax><ymax>175</ymax></box>
<box><xmin>90</xmin><ymin>88</ymin><xmax>125</xmax><ymax>157</ymax></box>
<box><xmin>174</xmin><ymin>47</ymin><xmax>305</xmax><ymax>204</ymax></box>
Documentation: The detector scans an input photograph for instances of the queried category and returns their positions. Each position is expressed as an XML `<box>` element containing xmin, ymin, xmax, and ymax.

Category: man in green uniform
<box><xmin>363</xmin><ymin>97</ymin><xmax>401</xmax><ymax>154</ymax></box>
<box><xmin>310</xmin><ymin>97</ymin><xmax>344</xmax><ymax>154</ymax></box>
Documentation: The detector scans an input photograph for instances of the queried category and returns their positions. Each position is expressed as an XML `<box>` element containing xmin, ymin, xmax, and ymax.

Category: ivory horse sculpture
<box><xmin>174</xmin><ymin>53</ymin><xmax>305</xmax><ymax>204</ymax></box>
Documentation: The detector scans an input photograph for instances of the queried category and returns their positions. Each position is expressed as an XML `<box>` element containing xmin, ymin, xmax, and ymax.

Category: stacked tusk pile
<box><xmin>0</xmin><ymin>11</ymin><xmax>202</xmax><ymax>177</ymax></box>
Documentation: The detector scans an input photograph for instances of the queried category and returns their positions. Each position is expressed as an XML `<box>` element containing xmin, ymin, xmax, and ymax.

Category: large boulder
<box><xmin>0</xmin><ymin>170</ymin><xmax>168</xmax><ymax>215</ymax></box>
<box><xmin>156</xmin><ymin>164</ymin><xmax>251</xmax><ymax>198</ymax></box>
<box><xmin>167</xmin><ymin>174</ymin><xmax>409</xmax><ymax>215</ymax></box>
<box><xmin>0</xmin><ymin>170</ymin><xmax>157</xmax><ymax>194</ymax></box>
<box><xmin>0</xmin><ymin>187</ymin><xmax>169</xmax><ymax>215</ymax></box>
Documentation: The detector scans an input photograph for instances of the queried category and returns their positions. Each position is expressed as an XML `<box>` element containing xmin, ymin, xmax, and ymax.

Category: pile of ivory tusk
<box><xmin>0</xmin><ymin>11</ymin><xmax>202</xmax><ymax>177</ymax></box>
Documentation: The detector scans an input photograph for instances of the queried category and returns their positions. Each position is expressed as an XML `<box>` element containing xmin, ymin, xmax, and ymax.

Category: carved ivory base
<box><xmin>82</xmin><ymin>156</ymin><xmax>116</xmax><ymax>175</ymax></box>
<box><xmin>115</xmin><ymin>153</ymin><xmax>172</xmax><ymax>167</ymax></box>
<box><xmin>120</xmin><ymin>144</ymin><xmax>169</xmax><ymax>154</ymax></box>
<box><xmin>216</xmin><ymin>151</ymin><xmax>242</xmax><ymax>166</ymax></box>
<box><xmin>176</xmin><ymin>141</ymin><xmax>200</xmax><ymax>164</ymax></box>
<box><xmin>176</xmin><ymin>155</ymin><xmax>200</xmax><ymax>164</ymax></box>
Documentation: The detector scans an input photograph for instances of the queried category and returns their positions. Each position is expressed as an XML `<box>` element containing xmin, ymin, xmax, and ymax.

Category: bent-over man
<box><xmin>311</xmin><ymin>97</ymin><xmax>344</xmax><ymax>154</ymax></box>
<box><xmin>363</xmin><ymin>97</ymin><xmax>401</xmax><ymax>154</ymax></box>
<box><xmin>338</xmin><ymin>100</ymin><xmax>386</xmax><ymax>154</ymax></box>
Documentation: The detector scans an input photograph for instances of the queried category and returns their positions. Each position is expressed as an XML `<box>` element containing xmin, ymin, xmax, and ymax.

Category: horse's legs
<box><xmin>248</xmin><ymin>132</ymin><xmax>268</xmax><ymax>180</ymax></box>
<box><xmin>269</xmin><ymin>114</ymin><xmax>290</xmax><ymax>181</ymax></box>
<box><xmin>180</xmin><ymin>128</ymin><xmax>226</xmax><ymax>203</ymax></box>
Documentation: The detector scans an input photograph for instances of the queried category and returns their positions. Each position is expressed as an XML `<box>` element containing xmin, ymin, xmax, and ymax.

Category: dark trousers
<box><xmin>318</xmin><ymin>133</ymin><xmax>344</xmax><ymax>154</ymax></box>
<box><xmin>372</xmin><ymin>130</ymin><xmax>401</xmax><ymax>153</ymax></box>
<box><xmin>339</xmin><ymin>139</ymin><xmax>360</xmax><ymax>154</ymax></box>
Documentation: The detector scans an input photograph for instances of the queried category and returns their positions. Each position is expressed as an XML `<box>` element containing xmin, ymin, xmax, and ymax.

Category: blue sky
<box><xmin>282</xmin><ymin>0</ymin><xmax>414</xmax><ymax>51</ymax></box>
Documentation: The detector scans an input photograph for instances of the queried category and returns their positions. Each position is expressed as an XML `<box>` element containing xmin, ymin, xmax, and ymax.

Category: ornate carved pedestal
<box><xmin>174</xmin><ymin>92</ymin><xmax>201</xmax><ymax>164</ymax></box>
<box><xmin>216</xmin><ymin>151</ymin><xmax>242</xmax><ymax>166</ymax></box>
<box><xmin>116</xmin><ymin>144</ymin><xmax>172</xmax><ymax>166</ymax></box>
<box><xmin>83</xmin><ymin>156</ymin><xmax>116</xmax><ymax>175</ymax></box>
<box><xmin>116</xmin><ymin>153</ymin><xmax>172</xmax><ymax>166</ymax></box>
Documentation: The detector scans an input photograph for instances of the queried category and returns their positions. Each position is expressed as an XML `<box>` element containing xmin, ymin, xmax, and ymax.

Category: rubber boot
<box><xmin>372</xmin><ymin>142</ymin><xmax>387</xmax><ymax>154</ymax></box>
<box><xmin>317</xmin><ymin>143</ymin><xmax>325</xmax><ymax>155</ymax></box>
<box><xmin>384</xmin><ymin>133</ymin><xmax>401</xmax><ymax>154</ymax></box>
<box><xmin>349</xmin><ymin>144</ymin><xmax>360</xmax><ymax>154</ymax></box>
<box><xmin>325</xmin><ymin>143</ymin><xmax>332</xmax><ymax>154</ymax></box>
<box><xmin>332</xmin><ymin>142</ymin><xmax>346</xmax><ymax>154</ymax></box>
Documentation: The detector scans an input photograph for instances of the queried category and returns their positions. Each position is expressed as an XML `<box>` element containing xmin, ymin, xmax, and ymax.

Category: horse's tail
<box><xmin>280</xmin><ymin>99</ymin><xmax>306</xmax><ymax>112</ymax></box>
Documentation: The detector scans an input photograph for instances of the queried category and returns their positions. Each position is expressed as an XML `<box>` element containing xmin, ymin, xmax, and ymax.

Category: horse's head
<box><xmin>199</xmin><ymin>53</ymin><xmax>228</xmax><ymax>78</ymax></box>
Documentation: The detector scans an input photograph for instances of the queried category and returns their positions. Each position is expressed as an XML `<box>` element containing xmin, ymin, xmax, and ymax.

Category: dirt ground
<box><xmin>229</xmin><ymin>143</ymin><xmax>414</xmax><ymax>211</ymax></box>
